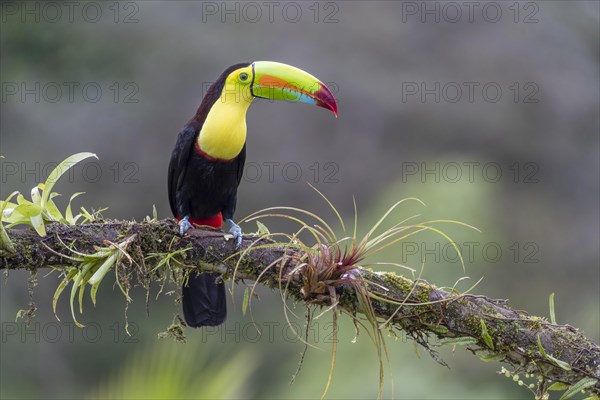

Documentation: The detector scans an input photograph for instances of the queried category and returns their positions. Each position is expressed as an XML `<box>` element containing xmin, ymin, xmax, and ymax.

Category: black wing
<box><xmin>167</xmin><ymin>124</ymin><xmax>199</xmax><ymax>217</ymax></box>
<box><xmin>236</xmin><ymin>143</ymin><xmax>246</xmax><ymax>187</ymax></box>
<box><xmin>221</xmin><ymin>143</ymin><xmax>246</xmax><ymax>221</ymax></box>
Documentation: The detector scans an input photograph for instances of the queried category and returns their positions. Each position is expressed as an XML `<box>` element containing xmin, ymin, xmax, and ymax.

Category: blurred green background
<box><xmin>1</xmin><ymin>1</ymin><xmax>598</xmax><ymax>399</ymax></box>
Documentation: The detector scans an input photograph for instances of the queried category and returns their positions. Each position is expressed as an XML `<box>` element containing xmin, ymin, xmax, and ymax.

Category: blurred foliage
<box><xmin>89</xmin><ymin>341</ymin><xmax>256</xmax><ymax>399</ymax></box>
<box><xmin>2</xmin><ymin>16</ymin><xmax>139</xmax><ymax>80</ymax></box>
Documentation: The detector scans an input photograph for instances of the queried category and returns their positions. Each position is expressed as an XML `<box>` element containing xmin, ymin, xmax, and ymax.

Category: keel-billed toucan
<box><xmin>168</xmin><ymin>61</ymin><xmax>338</xmax><ymax>327</ymax></box>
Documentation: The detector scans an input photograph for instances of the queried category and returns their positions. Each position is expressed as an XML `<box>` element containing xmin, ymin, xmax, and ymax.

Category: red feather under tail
<box><xmin>177</xmin><ymin>213</ymin><xmax>223</xmax><ymax>229</ymax></box>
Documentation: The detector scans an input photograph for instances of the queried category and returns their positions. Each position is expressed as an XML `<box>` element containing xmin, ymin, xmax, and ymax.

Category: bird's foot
<box><xmin>341</xmin><ymin>267</ymin><xmax>362</xmax><ymax>280</ymax></box>
<box><xmin>179</xmin><ymin>216</ymin><xmax>193</xmax><ymax>236</ymax></box>
<box><xmin>225</xmin><ymin>219</ymin><xmax>243</xmax><ymax>248</ymax></box>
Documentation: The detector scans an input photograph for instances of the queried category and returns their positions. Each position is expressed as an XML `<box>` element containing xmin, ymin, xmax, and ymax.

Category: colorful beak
<box><xmin>251</xmin><ymin>61</ymin><xmax>338</xmax><ymax>117</ymax></box>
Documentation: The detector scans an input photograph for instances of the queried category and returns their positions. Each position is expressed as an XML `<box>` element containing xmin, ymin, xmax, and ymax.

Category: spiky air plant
<box><xmin>234</xmin><ymin>185</ymin><xmax>479</xmax><ymax>399</ymax></box>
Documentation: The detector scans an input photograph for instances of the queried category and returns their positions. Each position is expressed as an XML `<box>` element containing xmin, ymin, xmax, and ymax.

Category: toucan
<box><xmin>168</xmin><ymin>61</ymin><xmax>338</xmax><ymax>327</ymax></box>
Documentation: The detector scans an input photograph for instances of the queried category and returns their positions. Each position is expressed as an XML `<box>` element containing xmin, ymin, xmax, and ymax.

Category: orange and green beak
<box><xmin>250</xmin><ymin>61</ymin><xmax>338</xmax><ymax>117</ymax></box>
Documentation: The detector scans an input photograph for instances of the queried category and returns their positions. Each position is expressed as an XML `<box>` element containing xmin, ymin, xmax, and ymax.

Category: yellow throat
<box><xmin>197</xmin><ymin>72</ymin><xmax>253</xmax><ymax>161</ymax></box>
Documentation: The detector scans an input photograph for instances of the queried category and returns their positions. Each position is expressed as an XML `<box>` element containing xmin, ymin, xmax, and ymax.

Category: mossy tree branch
<box><xmin>1</xmin><ymin>220</ymin><xmax>599</xmax><ymax>395</ymax></box>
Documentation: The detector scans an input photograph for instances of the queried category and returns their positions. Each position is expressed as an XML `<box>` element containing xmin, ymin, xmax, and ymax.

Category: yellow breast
<box><xmin>197</xmin><ymin>80</ymin><xmax>253</xmax><ymax>161</ymax></box>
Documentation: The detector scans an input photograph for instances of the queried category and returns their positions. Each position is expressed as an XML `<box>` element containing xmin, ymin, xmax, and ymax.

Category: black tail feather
<box><xmin>182</xmin><ymin>272</ymin><xmax>227</xmax><ymax>327</ymax></box>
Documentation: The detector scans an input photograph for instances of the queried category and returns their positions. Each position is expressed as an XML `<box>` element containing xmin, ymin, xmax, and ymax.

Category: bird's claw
<box><xmin>179</xmin><ymin>216</ymin><xmax>193</xmax><ymax>236</ymax></box>
<box><xmin>341</xmin><ymin>268</ymin><xmax>361</xmax><ymax>280</ymax></box>
<box><xmin>226</xmin><ymin>219</ymin><xmax>243</xmax><ymax>249</ymax></box>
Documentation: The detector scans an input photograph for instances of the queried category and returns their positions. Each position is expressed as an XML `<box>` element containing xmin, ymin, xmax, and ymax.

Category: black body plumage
<box><xmin>168</xmin><ymin>63</ymin><xmax>250</xmax><ymax>328</ymax></box>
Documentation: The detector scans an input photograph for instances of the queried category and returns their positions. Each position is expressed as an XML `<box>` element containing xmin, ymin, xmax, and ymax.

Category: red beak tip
<box><xmin>316</xmin><ymin>83</ymin><xmax>338</xmax><ymax>118</ymax></box>
<box><xmin>330</xmin><ymin>103</ymin><xmax>338</xmax><ymax>117</ymax></box>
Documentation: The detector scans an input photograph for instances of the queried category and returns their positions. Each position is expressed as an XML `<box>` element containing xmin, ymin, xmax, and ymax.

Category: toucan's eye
<box><xmin>239</xmin><ymin>73</ymin><xmax>249</xmax><ymax>82</ymax></box>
